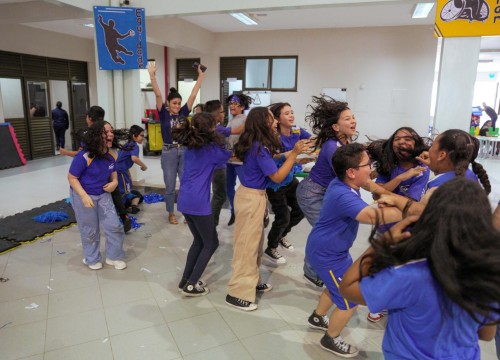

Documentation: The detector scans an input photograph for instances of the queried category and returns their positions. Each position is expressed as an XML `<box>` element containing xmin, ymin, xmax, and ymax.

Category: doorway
<box><xmin>49</xmin><ymin>80</ymin><xmax>71</xmax><ymax>153</ymax></box>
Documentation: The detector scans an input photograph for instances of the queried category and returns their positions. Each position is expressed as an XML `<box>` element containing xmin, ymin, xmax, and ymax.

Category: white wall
<box><xmin>169</xmin><ymin>25</ymin><xmax>437</xmax><ymax>141</ymax></box>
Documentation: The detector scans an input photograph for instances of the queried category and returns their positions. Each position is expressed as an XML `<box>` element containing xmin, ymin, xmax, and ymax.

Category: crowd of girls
<box><xmin>66</xmin><ymin>71</ymin><xmax>499</xmax><ymax>358</ymax></box>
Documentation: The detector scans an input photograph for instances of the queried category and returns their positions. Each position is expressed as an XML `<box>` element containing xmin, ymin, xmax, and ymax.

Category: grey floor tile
<box><xmin>44</xmin><ymin>340</ymin><xmax>113</xmax><ymax>360</ymax></box>
<box><xmin>0</xmin><ymin>320</ymin><xmax>46</xmax><ymax>360</ymax></box>
<box><xmin>183</xmin><ymin>341</ymin><xmax>253</xmax><ymax>360</ymax></box>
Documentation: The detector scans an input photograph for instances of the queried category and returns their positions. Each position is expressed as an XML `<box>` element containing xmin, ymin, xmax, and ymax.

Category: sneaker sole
<box><xmin>83</xmin><ymin>259</ymin><xmax>102</xmax><ymax>270</ymax></box>
<box><xmin>105</xmin><ymin>259</ymin><xmax>127</xmax><ymax>270</ymax></box>
<box><xmin>308</xmin><ymin>323</ymin><xmax>328</xmax><ymax>331</ymax></box>
<box><xmin>225</xmin><ymin>300</ymin><xmax>257</xmax><ymax>311</ymax></box>
<box><xmin>320</xmin><ymin>343</ymin><xmax>359</xmax><ymax>358</ymax></box>
<box><xmin>256</xmin><ymin>285</ymin><xmax>273</xmax><ymax>293</ymax></box>
<box><xmin>280</xmin><ymin>244</ymin><xmax>295</xmax><ymax>252</ymax></box>
<box><xmin>181</xmin><ymin>289</ymin><xmax>209</xmax><ymax>297</ymax></box>
<box><xmin>367</xmin><ymin>316</ymin><xmax>383</xmax><ymax>323</ymax></box>
<box><xmin>303</xmin><ymin>275</ymin><xmax>324</xmax><ymax>288</ymax></box>
<box><xmin>264</xmin><ymin>253</ymin><xmax>287</xmax><ymax>264</ymax></box>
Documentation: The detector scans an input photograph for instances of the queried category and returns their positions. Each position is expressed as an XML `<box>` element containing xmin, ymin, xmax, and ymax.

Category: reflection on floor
<box><xmin>0</xmin><ymin>155</ymin><xmax>498</xmax><ymax>360</ymax></box>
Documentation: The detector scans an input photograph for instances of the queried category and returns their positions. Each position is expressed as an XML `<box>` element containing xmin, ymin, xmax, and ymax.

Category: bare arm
<box><xmin>268</xmin><ymin>140</ymin><xmax>309</xmax><ymax>183</ymax></box>
<box><xmin>131</xmin><ymin>155</ymin><xmax>147</xmax><ymax>171</ymax></box>
<box><xmin>340</xmin><ymin>216</ymin><xmax>416</xmax><ymax>304</ymax></box>
<box><xmin>102</xmin><ymin>171</ymin><xmax>118</xmax><ymax>193</ymax></box>
<box><xmin>147</xmin><ymin>62</ymin><xmax>164</xmax><ymax>111</ymax></box>
<box><xmin>68</xmin><ymin>173</ymin><xmax>94</xmax><ymax>208</ymax></box>
<box><xmin>60</xmin><ymin>148</ymin><xmax>80</xmax><ymax>157</ymax></box>
<box><xmin>355</xmin><ymin>205</ymin><xmax>402</xmax><ymax>225</ymax></box>
<box><xmin>362</xmin><ymin>179</ymin><xmax>392</xmax><ymax>197</ymax></box>
<box><xmin>229</xmin><ymin>123</ymin><xmax>245</xmax><ymax>135</ymax></box>
<box><xmin>185</xmin><ymin>65</ymin><xmax>206</xmax><ymax>111</ymax></box>
<box><xmin>478</xmin><ymin>325</ymin><xmax>497</xmax><ymax>341</ymax></box>
<box><xmin>493</xmin><ymin>203</ymin><xmax>500</xmax><ymax>230</ymax></box>
<box><xmin>377</xmin><ymin>167</ymin><xmax>427</xmax><ymax>193</ymax></box>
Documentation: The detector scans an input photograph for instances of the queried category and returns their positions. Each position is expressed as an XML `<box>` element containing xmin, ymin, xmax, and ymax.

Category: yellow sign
<box><xmin>434</xmin><ymin>0</ymin><xmax>500</xmax><ymax>37</ymax></box>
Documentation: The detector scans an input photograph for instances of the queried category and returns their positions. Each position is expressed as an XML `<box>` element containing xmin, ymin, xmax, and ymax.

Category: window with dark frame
<box><xmin>221</xmin><ymin>56</ymin><xmax>298</xmax><ymax>92</ymax></box>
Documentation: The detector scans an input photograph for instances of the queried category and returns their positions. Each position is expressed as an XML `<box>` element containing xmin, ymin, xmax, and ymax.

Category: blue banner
<box><xmin>94</xmin><ymin>6</ymin><xmax>147</xmax><ymax>70</ymax></box>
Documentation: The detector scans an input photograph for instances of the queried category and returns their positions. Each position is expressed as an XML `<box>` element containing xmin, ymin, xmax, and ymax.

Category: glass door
<box><xmin>26</xmin><ymin>80</ymin><xmax>53</xmax><ymax>158</ymax></box>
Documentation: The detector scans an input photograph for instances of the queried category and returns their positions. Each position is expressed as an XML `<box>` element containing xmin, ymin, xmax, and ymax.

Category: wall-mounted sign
<box><xmin>94</xmin><ymin>6</ymin><xmax>147</xmax><ymax>70</ymax></box>
<box><xmin>435</xmin><ymin>0</ymin><xmax>500</xmax><ymax>37</ymax></box>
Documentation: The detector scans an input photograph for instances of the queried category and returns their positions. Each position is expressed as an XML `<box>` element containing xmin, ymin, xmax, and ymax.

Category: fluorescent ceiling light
<box><xmin>82</xmin><ymin>23</ymin><xmax>94</xmax><ymax>28</ymax></box>
<box><xmin>230</xmin><ymin>13</ymin><xmax>258</xmax><ymax>26</ymax></box>
<box><xmin>412</xmin><ymin>3</ymin><xmax>434</xmax><ymax>19</ymax></box>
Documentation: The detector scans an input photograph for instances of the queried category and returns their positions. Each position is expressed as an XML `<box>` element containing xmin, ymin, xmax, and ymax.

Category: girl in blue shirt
<box><xmin>377</xmin><ymin>129</ymin><xmax>491</xmax><ymax>217</ymax></box>
<box><xmin>68</xmin><ymin>121</ymin><xmax>126</xmax><ymax>271</ymax></box>
<box><xmin>172</xmin><ymin>112</ymin><xmax>232</xmax><ymax>296</ymax></box>
<box><xmin>148</xmin><ymin>62</ymin><xmax>206</xmax><ymax>225</ymax></box>
<box><xmin>296</xmin><ymin>95</ymin><xmax>358</xmax><ymax>287</ymax></box>
<box><xmin>341</xmin><ymin>177</ymin><xmax>500</xmax><ymax>360</ymax></box>
<box><xmin>115</xmin><ymin>125</ymin><xmax>147</xmax><ymax>214</ymax></box>
<box><xmin>226</xmin><ymin>107</ymin><xmax>310</xmax><ymax>311</ymax></box>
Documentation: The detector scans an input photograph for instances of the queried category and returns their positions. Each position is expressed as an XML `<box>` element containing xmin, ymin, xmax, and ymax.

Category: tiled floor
<box><xmin>0</xmin><ymin>154</ymin><xmax>498</xmax><ymax>360</ymax></box>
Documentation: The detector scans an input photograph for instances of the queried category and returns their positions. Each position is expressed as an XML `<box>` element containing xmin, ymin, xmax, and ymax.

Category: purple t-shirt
<box><xmin>115</xmin><ymin>141</ymin><xmax>139</xmax><ymax>173</ymax></box>
<box><xmin>69</xmin><ymin>150</ymin><xmax>117</xmax><ymax>196</ymax></box>
<box><xmin>236</xmin><ymin>142</ymin><xmax>278</xmax><ymax>190</ymax></box>
<box><xmin>426</xmin><ymin>169</ymin><xmax>478</xmax><ymax>191</ymax></box>
<box><xmin>158</xmin><ymin>103</ymin><xmax>190</xmax><ymax>145</ymax></box>
<box><xmin>376</xmin><ymin>165</ymin><xmax>430</xmax><ymax>201</ymax></box>
<box><xmin>309</xmin><ymin>138</ymin><xmax>343</xmax><ymax>188</ymax></box>
<box><xmin>360</xmin><ymin>259</ymin><xmax>482</xmax><ymax>360</ymax></box>
<box><xmin>280</xmin><ymin>127</ymin><xmax>311</xmax><ymax>152</ymax></box>
<box><xmin>216</xmin><ymin>124</ymin><xmax>232</xmax><ymax>138</ymax></box>
<box><xmin>177</xmin><ymin>144</ymin><xmax>232</xmax><ymax>215</ymax></box>
<box><xmin>306</xmin><ymin>177</ymin><xmax>367</xmax><ymax>267</ymax></box>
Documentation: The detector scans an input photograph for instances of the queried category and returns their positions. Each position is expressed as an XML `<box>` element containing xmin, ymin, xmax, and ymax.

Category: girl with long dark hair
<box><xmin>296</xmin><ymin>95</ymin><xmax>357</xmax><ymax>287</ymax></box>
<box><xmin>264</xmin><ymin>102</ymin><xmax>311</xmax><ymax>264</ymax></box>
<box><xmin>226</xmin><ymin>107</ymin><xmax>310</xmax><ymax>311</ymax></box>
<box><xmin>340</xmin><ymin>177</ymin><xmax>499</xmax><ymax>359</ymax></box>
<box><xmin>172</xmin><ymin>112</ymin><xmax>232</xmax><ymax>296</ymax></box>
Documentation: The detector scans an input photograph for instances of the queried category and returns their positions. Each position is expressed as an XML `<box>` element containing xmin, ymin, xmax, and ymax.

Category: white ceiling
<box><xmin>1</xmin><ymin>0</ymin><xmax>499</xmax><ymax>69</ymax></box>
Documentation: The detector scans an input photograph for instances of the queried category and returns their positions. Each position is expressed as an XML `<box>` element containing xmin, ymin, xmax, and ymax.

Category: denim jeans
<box><xmin>296</xmin><ymin>176</ymin><xmax>327</xmax><ymax>282</ymax></box>
<box><xmin>211</xmin><ymin>167</ymin><xmax>227</xmax><ymax>226</ymax></box>
<box><xmin>70</xmin><ymin>189</ymin><xmax>125</xmax><ymax>265</ymax></box>
<box><xmin>161</xmin><ymin>145</ymin><xmax>185</xmax><ymax>213</ymax></box>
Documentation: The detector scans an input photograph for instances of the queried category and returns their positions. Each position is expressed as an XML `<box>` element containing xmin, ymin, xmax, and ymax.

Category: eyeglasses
<box><xmin>229</xmin><ymin>101</ymin><xmax>242</xmax><ymax>107</ymax></box>
<box><xmin>354</xmin><ymin>162</ymin><xmax>373</xmax><ymax>170</ymax></box>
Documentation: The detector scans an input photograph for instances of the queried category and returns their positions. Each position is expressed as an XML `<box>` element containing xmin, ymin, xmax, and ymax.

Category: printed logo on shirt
<box><xmin>292</xmin><ymin>126</ymin><xmax>301</xmax><ymax>134</ymax></box>
<box><xmin>399</xmin><ymin>185</ymin><xmax>410</xmax><ymax>195</ymax></box>
<box><xmin>108</xmin><ymin>164</ymin><xmax>115</xmax><ymax>170</ymax></box>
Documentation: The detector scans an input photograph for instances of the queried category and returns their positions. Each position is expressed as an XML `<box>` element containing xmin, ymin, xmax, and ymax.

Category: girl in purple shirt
<box><xmin>148</xmin><ymin>62</ymin><xmax>206</xmax><ymax>225</ymax></box>
<box><xmin>68</xmin><ymin>121</ymin><xmax>126</xmax><ymax>271</ymax></box>
<box><xmin>226</xmin><ymin>107</ymin><xmax>310</xmax><ymax>311</ymax></box>
<box><xmin>172</xmin><ymin>112</ymin><xmax>232</xmax><ymax>296</ymax></box>
<box><xmin>296</xmin><ymin>95</ymin><xmax>358</xmax><ymax>288</ymax></box>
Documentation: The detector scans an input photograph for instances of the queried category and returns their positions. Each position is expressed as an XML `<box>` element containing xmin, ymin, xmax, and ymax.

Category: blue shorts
<box><xmin>314</xmin><ymin>260</ymin><xmax>357</xmax><ymax>311</ymax></box>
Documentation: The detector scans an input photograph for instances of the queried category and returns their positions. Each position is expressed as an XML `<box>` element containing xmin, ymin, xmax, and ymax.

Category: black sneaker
<box><xmin>320</xmin><ymin>334</ymin><xmax>359</xmax><ymax>358</ymax></box>
<box><xmin>123</xmin><ymin>216</ymin><xmax>132</xmax><ymax>233</ymax></box>
<box><xmin>304</xmin><ymin>274</ymin><xmax>324</xmax><ymax>288</ymax></box>
<box><xmin>227</xmin><ymin>213</ymin><xmax>235</xmax><ymax>226</ymax></box>
<box><xmin>178</xmin><ymin>278</ymin><xmax>207</xmax><ymax>292</ymax></box>
<box><xmin>308</xmin><ymin>311</ymin><xmax>329</xmax><ymax>331</ymax></box>
<box><xmin>264</xmin><ymin>247</ymin><xmax>286</xmax><ymax>264</ymax></box>
<box><xmin>256</xmin><ymin>283</ymin><xmax>273</xmax><ymax>293</ymax></box>
<box><xmin>279</xmin><ymin>237</ymin><xmax>294</xmax><ymax>251</ymax></box>
<box><xmin>225</xmin><ymin>294</ymin><xmax>257</xmax><ymax>311</ymax></box>
<box><xmin>181</xmin><ymin>282</ymin><xmax>209</xmax><ymax>297</ymax></box>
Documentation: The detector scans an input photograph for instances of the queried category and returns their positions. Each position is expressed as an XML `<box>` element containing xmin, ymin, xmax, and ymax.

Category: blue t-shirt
<box><xmin>115</xmin><ymin>141</ymin><xmax>139</xmax><ymax>173</ymax></box>
<box><xmin>216</xmin><ymin>124</ymin><xmax>232</xmax><ymax>138</ymax></box>
<box><xmin>427</xmin><ymin>169</ymin><xmax>478</xmax><ymax>191</ymax></box>
<box><xmin>69</xmin><ymin>150</ymin><xmax>117</xmax><ymax>196</ymax></box>
<box><xmin>360</xmin><ymin>259</ymin><xmax>482</xmax><ymax>360</ymax></box>
<box><xmin>309</xmin><ymin>138</ymin><xmax>343</xmax><ymax>188</ymax></box>
<box><xmin>376</xmin><ymin>165</ymin><xmax>430</xmax><ymax>201</ymax></box>
<box><xmin>177</xmin><ymin>144</ymin><xmax>231</xmax><ymax>215</ymax></box>
<box><xmin>158</xmin><ymin>103</ymin><xmax>190</xmax><ymax>145</ymax></box>
<box><xmin>236</xmin><ymin>142</ymin><xmax>278</xmax><ymax>190</ymax></box>
<box><xmin>279</xmin><ymin>127</ymin><xmax>311</xmax><ymax>152</ymax></box>
<box><xmin>306</xmin><ymin>178</ymin><xmax>368</xmax><ymax>267</ymax></box>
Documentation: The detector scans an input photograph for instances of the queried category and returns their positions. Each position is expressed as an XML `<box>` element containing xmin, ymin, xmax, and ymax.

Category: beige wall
<box><xmin>169</xmin><ymin>25</ymin><xmax>437</xmax><ymax>140</ymax></box>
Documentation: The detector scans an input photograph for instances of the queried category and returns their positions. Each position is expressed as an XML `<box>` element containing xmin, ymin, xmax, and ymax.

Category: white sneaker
<box><xmin>83</xmin><ymin>259</ymin><xmax>102</xmax><ymax>270</ymax></box>
<box><xmin>105</xmin><ymin>258</ymin><xmax>127</xmax><ymax>270</ymax></box>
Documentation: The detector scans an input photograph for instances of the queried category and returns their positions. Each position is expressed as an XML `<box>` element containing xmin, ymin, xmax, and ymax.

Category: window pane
<box><xmin>246</xmin><ymin>59</ymin><xmax>269</xmax><ymax>89</ymax></box>
<box><xmin>27</xmin><ymin>81</ymin><xmax>48</xmax><ymax>118</ymax></box>
<box><xmin>271</xmin><ymin>58</ymin><xmax>296</xmax><ymax>89</ymax></box>
<box><xmin>0</xmin><ymin>78</ymin><xmax>24</xmax><ymax>118</ymax></box>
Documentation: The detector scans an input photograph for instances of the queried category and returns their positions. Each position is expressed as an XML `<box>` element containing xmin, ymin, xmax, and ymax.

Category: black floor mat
<box><xmin>0</xmin><ymin>239</ymin><xmax>21</xmax><ymax>254</ymax></box>
<box><xmin>0</xmin><ymin>199</ymin><xmax>76</xmax><ymax>243</ymax></box>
